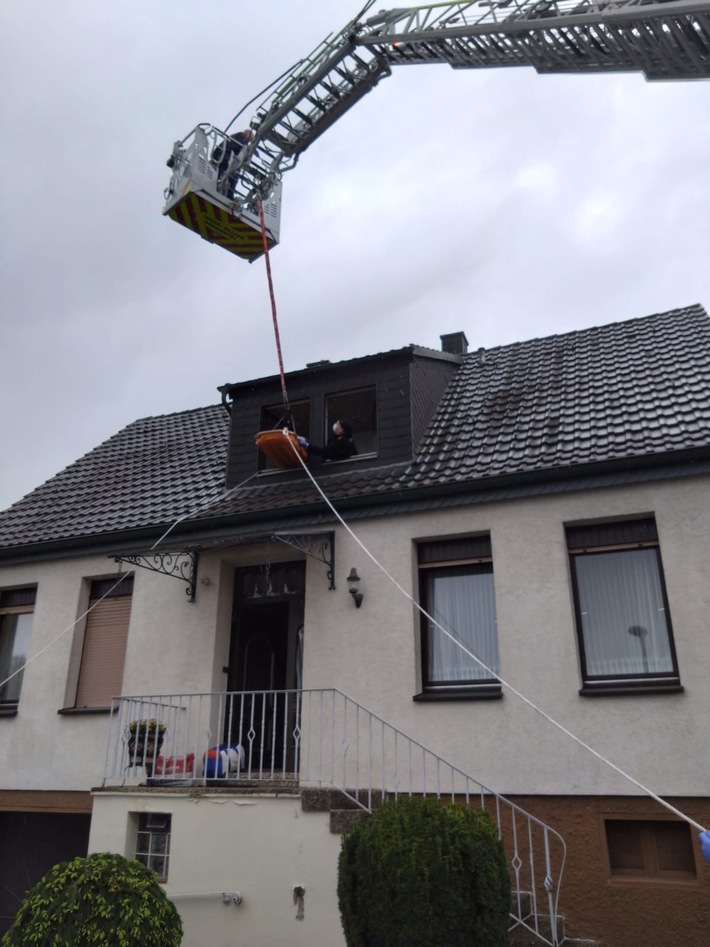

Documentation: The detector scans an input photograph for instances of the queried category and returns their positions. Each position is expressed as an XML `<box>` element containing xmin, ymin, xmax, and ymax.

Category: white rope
<box><xmin>0</xmin><ymin>572</ymin><xmax>131</xmax><ymax>694</ymax></box>
<box><xmin>283</xmin><ymin>430</ymin><xmax>707</xmax><ymax>835</ymax></box>
<box><xmin>4</xmin><ymin>425</ymin><xmax>704</xmax><ymax>835</ymax></box>
<box><xmin>150</xmin><ymin>472</ymin><xmax>259</xmax><ymax>550</ymax></box>
<box><xmin>1</xmin><ymin>471</ymin><xmax>260</xmax><ymax>694</ymax></box>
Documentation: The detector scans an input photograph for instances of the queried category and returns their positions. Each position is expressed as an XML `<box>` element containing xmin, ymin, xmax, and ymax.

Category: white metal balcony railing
<box><xmin>104</xmin><ymin>688</ymin><xmax>566</xmax><ymax>946</ymax></box>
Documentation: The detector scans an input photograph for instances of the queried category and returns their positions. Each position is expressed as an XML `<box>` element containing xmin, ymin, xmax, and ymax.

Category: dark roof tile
<box><xmin>0</xmin><ymin>405</ymin><xmax>229</xmax><ymax>548</ymax></box>
<box><xmin>1</xmin><ymin>306</ymin><xmax>709</xmax><ymax>552</ymax></box>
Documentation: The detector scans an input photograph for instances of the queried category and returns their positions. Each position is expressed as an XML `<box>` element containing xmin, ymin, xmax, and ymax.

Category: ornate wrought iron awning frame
<box><xmin>271</xmin><ymin>531</ymin><xmax>335</xmax><ymax>590</ymax></box>
<box><xmin>113</xmin><ymin>548</ymin><xmax>200</xmax><ymax>602</ymax></box>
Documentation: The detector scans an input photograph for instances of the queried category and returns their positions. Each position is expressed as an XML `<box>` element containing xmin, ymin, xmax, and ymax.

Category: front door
<box><xmin>227</xmin><ymin>562</ymin><xmax>304</xmax><ymax>773</ymax></box>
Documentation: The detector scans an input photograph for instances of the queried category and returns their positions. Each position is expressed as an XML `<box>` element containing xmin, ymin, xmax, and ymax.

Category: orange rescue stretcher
<box><xmin>255</xmin><ymin>430</ymin><xmax>308</xmax><ymax>468</ymax></box>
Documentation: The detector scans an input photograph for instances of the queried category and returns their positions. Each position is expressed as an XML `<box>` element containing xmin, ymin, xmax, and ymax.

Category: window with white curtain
<box><xmin>418</xmin><ymin>536</ymin><xmax>500</xmax><ymax>695</ymax></box>
<box><xmin>567</xmin><ymin>519</ymin><xmax>680</xmax><ymax>692</ymax></box>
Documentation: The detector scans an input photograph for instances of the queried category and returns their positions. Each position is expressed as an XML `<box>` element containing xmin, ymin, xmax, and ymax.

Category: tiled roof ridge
<box><xmin>466</xmin><ymin>303</ymin><xmax>705</xmax><ymax>358</ymax></box>
<box><xmin>0</xmin><ymin>403</ymin><xmax>227</xmax><ymax>529</ymax></box>
<box><xmin>407</xmin><ymin>304</ymin><xmax>710</xmax><ymax>486</ymax></box>
<box><xmin>124</xmin><ymin>402</ymin><xmax>224</xmax><ymax>427</ymax></box>
<box><xmin>11</xmin><ymin>401</ymin><xmax>223</xmax><ymax>483</ymax></box>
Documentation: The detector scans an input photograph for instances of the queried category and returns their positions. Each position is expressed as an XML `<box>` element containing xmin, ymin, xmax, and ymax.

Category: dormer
<box><xmin>218</xmin><ymin>337</ymin><xmax>466</xmax><ymax>489</ymax></box>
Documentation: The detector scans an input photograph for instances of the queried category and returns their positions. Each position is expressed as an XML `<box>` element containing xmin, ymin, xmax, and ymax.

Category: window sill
<box><xmin>58</xmin><ymin>706</ymin><xmax>112</xmax><ymax>716</ymax></box>
<box><xmin>608</xmin><ymin>873</ymin><xmax>698</xmax><ymax>887</ymax></box>
<box><xmin>0</xmin><ymin>705</ymin><xmax>19</xmax><ymax>717</ymax></box>
<box><xmin>317</xmin><ymin>451</ymin><xmax>378</xmax><ymax>465</ymax></box>
<box><xmin>579</xmin><ymin>683</ymin><xmax>684</xmax><ymax>698</ymax></box>
<box><xmin>256</xmin><ymin>451</ymin><xmax>379</xmax><ymax>476</ymax></box>
<box><xmin>414</xmin><ymin>685</ymin><xmax>502</xmax><ymax>702</ymax></box>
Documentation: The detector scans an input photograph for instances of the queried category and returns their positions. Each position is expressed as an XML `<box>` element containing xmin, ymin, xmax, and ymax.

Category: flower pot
<box><xmin>127</xmin><ymin>727</ymin><xmax>165</xmax><ymax>777</ymax></box>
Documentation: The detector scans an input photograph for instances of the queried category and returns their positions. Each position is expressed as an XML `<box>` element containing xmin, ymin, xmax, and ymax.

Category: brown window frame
<box><xmin>566</xmin><ymin>518</ymin><xmax>680</xmax><ymax>695</ymax></box>
<box><xmin>604</xmin><ymin>817</ymin><xmax>697</xmax><ymax>883</ymax></box>
<box><xmin>416</xmin><ymin>536</ymin><xmax>501</xmax><ymax>699</ymax></box>
<box><xmin>73</xmin><ymin>576</ymin><xmax>133</xmax><ymax>711</ymax></box>
<box><xmin>0</xmin><ymin>586</ymin><xmax>37</xmax><ymax>711</ymax></box>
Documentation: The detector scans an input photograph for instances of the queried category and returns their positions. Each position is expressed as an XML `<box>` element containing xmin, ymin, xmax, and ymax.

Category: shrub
<box><xmin>338</xmin><ymin>795</ymin><xmax>510</xmax><ymax>947</ymax></box>
<box><xmin>2</xmin><ymin>851</ymin><xmax>183</xmax><ymax>946</ymax></box>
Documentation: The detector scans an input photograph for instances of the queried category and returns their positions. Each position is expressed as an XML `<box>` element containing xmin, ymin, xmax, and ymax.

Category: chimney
<box><xmin>440</xmin><ymin>331</ymin><xmax>469</xmax><ymax>356</ymax></box>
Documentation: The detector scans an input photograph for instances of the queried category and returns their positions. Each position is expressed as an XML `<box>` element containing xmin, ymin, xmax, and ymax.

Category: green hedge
<box><xmin>338</xmin><ymin>796</ymin><xmax>510</xmax><ymax>947</ymax></box>
<box><xmin>2</xmin><ymin>852</ymin><xmax>183</xmax><ymax>947</ymax></box>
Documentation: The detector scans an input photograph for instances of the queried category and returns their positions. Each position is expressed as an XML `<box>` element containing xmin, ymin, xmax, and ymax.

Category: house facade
<box><xmin>1</xmin><ymin>307</ymin><xmax>709</xmax><ymax>946</ymax></box>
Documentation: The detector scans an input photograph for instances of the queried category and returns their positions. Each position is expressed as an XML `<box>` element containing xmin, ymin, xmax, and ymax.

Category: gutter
<box><xmin>1</xmin><ymin>447</ymin><xmax>709</xmax><ymax>566</ymax></box>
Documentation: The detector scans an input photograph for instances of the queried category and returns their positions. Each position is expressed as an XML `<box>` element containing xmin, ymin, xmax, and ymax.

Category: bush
<box><xmin>338</xmin><ymin>795</ymin><xmax>510</xmax><ymax>947</ymax></box>
<box><xmin>2</xmin><ymin>851</ymin><xmax>182</xmax><ymax>946</ymax></box>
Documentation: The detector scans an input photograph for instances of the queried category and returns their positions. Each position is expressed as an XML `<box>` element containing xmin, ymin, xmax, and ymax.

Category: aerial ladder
<box><xmin>163</xmin><ymin>0</ymin><xmax>710</xmax><ymax>261</ymax></box>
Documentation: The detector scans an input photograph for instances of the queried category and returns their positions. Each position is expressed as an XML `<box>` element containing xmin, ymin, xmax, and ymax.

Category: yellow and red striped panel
<box><xmin>168</xmin><ymin>190</ymin><xmax>276</xmax><ymax>262</ymax></box>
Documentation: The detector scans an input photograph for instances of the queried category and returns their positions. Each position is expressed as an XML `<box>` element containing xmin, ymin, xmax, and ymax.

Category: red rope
<box><xmin>258</xmin><ymin>197</ymin><xmax>289</xmax><ymax>413</ymax></box>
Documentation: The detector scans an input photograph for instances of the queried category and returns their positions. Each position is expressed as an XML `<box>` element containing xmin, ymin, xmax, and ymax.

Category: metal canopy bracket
<box><xmin>114</xmin><ymin>548</ymin><xmax>200</xmax><ymax>602</ymax></box>
<box><xmin>271</xmin><ymin>531</ymin><xmax>335</xmax><ymax>590</ymax></box>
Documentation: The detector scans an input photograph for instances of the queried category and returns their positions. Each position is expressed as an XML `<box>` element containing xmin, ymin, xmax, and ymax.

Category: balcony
<box><xmin>104</xmin><ymin>688</ymin><xmax>567</xmax><ymax>946</ymax></box>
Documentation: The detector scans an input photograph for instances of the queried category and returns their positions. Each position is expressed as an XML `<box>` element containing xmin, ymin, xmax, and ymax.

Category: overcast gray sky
<box><xmin>1</xmin><ymin>1</ymin><xmax>708</xmax><ymax>511</ymax></box>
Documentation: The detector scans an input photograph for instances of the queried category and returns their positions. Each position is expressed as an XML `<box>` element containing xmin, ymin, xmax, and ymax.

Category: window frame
<box><xmin>134</xmin><ymin>812</ymin><xmax>172</xmax><ymax>882</ymax></box>
<box><xmin>0</xmin><ymin>586</ymin><xmax>37</xmax><ymax>713</ymax></box>
<box><xmin>258</xmin><ymin>398</ymin><xmax>311</xmax><ymax>471</ymax></box>
<box><xmin>604</xmin><ymin>817</ymin><xmax>697</xmax><ymax>884</ymax></box>
<box><xmin>415</xmin><ymin>536</ymin><xmax>501</xmax><ymax>701</ymax></box>
<box><xmin>324</xmin><ymin>385</ymin><xmax>377</xmax><ymax>458</ymax></box>
<box><xmin>567</xmin><ymin>519</ymin><xmax>681</xmax><ymax>696</ymax></box>
<box><xmin>71</xmin><ymin>575</ymin><xmax>134</xmax><ymax>712</ymax></box>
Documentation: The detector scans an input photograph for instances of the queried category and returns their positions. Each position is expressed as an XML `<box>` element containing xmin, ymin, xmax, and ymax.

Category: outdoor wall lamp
<box><xmin>222</xmin><ymin>891</ymin><xmax>243</xmax><ymax>906</ymax></box>
<box><xmin>346</xmin><ymin>568</ymin><xmax>363</xmax><ymax>608</ymax></box>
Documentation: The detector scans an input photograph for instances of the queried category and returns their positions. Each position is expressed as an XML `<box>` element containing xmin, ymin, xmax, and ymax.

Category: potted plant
<box><xmin>126</xmin><ymin>719</ymin><xmax>166</xmax><ymax>777</ymax></box>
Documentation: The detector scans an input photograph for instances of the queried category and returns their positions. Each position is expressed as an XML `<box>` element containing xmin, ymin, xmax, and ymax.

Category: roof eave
<box><xmin>1</xmin><ymin>445</ymin><xmax>708</xmax><ymax>565</ymax></box>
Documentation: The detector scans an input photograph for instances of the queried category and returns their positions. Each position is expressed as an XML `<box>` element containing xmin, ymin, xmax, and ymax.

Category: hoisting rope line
<box><xmin>0</xmin><ymin>572</ymin><xmax>131</xmax><ymax>696</ymax></box>
<box><xmin>0</xmin><ymin>469</ymin><xmax>262</xmax><ymax>696</ymax></box>
<box><xmin>149</xmin><ymin>471</ymin><xmax>260</xmax><ymax>551</ymax></box>
<box><xmin>258</xmin><ymin>197</ymin><xmax>290</xmax><ymax>422</ymax></box>
<box><xmin>281</xmin><ymin>428</ymin><xmax>709</xmax><ymax>836</ymax></box>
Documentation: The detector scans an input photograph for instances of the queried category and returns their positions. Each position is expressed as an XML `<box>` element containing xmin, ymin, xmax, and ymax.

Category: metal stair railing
<box><xmin>104</xmin><ymin>687</ymin><xmax>566</xmax><ymax>946</ymax></box>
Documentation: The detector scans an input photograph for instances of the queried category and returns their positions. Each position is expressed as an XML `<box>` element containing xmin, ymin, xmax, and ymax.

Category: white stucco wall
<box><xmin>0</xmin><ymin>551</ymin><xmax>228</xmax><ymax>792</ymax></box>
<box><xmin>2</xmin><ymin>474</ymin><xmax>708</xmax><ymax>800</ymax></box>
<box><xmin>89</xmin><ymin>790</ymin><xmax>345</xmax><ymax>947</ymax></box>
<box><xmin>300</xmin><ymin>475</ymin><xmax>710</xmax><ymax>797</ymax></box>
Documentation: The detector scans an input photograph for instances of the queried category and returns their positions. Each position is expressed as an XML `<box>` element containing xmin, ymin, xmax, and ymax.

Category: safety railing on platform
<box><xmin>104</xmin><ymin>688</ymin><xmax>566</xmax><ymax>946</ymax></box>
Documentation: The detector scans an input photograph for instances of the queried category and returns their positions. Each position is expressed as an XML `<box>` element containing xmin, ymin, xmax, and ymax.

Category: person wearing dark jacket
<box><xmin>299</xmin><ymin>419</ymin><xmax>357</xmax><ymax>461</ymax></box>
<box><xmin>211</xmin><ymin>129</ymin><xmax>252</xmax><ymax>197</ymax></box>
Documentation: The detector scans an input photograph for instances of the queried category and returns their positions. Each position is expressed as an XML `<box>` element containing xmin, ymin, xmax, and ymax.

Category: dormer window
<box><xmin>325</xmin><ymin>386</ymin><xmax>377</xmax><ymax>456</ymax></box>
<box><xmin>222</xmin><ymin>346</ymin><xmax>460</xmax><ymax>487</ymax></box>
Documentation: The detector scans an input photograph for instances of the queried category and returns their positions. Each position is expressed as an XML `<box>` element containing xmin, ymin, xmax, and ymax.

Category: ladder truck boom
<box><xmin>163</xmin><ymin>0</ymin><xmax>710</xmax><ymax>261</ymax></box>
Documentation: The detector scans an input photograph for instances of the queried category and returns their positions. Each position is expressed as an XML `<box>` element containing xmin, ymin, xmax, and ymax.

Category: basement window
<box><xmin>135</xmin><ymin>813</ymin><xmax>172</xmax><ymax>882</ymax></box>
<box><xmin>605</xmin><ymin>819</ymin><xmax>696</xmax><ymax>882</ymax></box>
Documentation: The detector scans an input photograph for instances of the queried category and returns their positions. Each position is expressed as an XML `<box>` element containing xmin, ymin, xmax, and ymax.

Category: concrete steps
<box><xmin>301</xmin><ymin>786</ymin><xmax>382</xmax><ymax>834</ymax></box>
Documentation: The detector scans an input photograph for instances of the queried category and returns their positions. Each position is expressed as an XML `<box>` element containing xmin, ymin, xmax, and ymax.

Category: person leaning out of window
<box><xmin>298</xmin><ymin>419</ymin><xmax>357</xmax><ymax>461</ymax></box>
